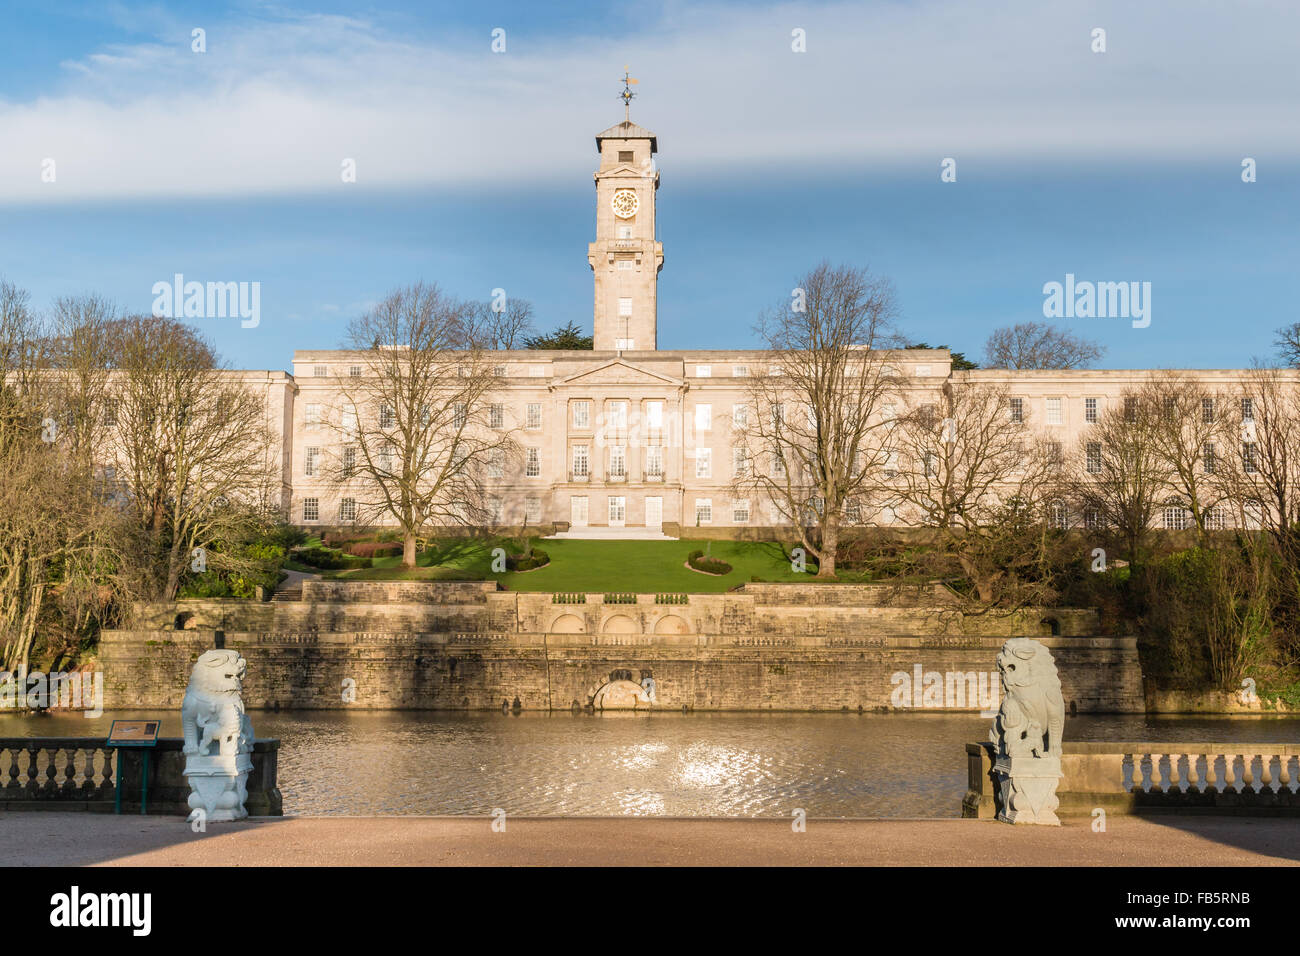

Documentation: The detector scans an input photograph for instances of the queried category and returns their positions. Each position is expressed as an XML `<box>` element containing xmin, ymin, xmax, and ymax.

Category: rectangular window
<box><xmin>1241</xmin><ymin>397</ymin><xmax>1254</xmax><ymax>422</ymax></box>
<box><xmin>526</xmin><ymin>497</ymin><xmax>542</xmax><ymax>523</ymax></box>
<box><xmin>733</xmin><ymin>447</ymin><xmax>750</xmax><ymax>476</ymax></box>
<box><xmin>1086</xmin><ymin>442</ymin><xmax>1102</xmax><ymax>474</ymax></box>
<box><xmin>618</xmin><ymin>150</ymin><xmax>633</xmax><ymax>163</ymax></box>
<box><xmin>526</xmin><ymin>447</ymin><xmax>540</xmax><ymax>477</ymax></box>
<box><xmin>884</xmin><ymin>448</ymin><xmax>899</xmax><ymax>479</ymax></box>
<box><xmin>608</xmin><ymin>496</ymin><xmax>626</xmax><ymax>523</ymax></box>
<box><xmin>302</xmin><ymin>498</ymin><xmax>319</xmax><ymax>522</ymax></box>
<box><xmin>489</xmin><ymin>497</ymin><xmax>504</xmax><ymax>523</ymax></box>
<box><xmin>695</xmin><ymin>499</ymin><xmax>712</xmax><ymax>524</ymax></box>
<box><xmin>1124</xmin><ymin>397</ymin><xmax>1138</xmax><ymax>423</ymax></box>
<box><xmin>615</xmin><ymin>338</ymin><xmax>634</xmax><ymax>350</ymax></box>
<box><xmin>695</xmin><ymin>404</ymin><xmax>712</xmax><ymax>432</ymax></box>
<box><xmin>1202</xmin><ymin>398</ymin><xmax>1215</xmax><ymax>423</ymax></box>
<box><xmin>1045</xmin><ymin>397</ymin><xmax>1062</xmax><ymax>425</ymax></box>
<box><xmin>349</xmin><ymin>365</ymin><xmax>361</xmax><ymax>378</ymax></box>
<box><xmin>733</xmin><ymin>499</ymin><xmax>750</xmax><ymax>523</ymax></box>
<box><xmin>1203</xmin><ymin>442</ymin><xmax>1217</xmax><ymax>474</ymax></box>
<box><xmin>696</xmin><ymin>448</ymin><xmax>712</xmax><ymax>478</ymax></box>
<box><xmin>342</xmin><ymin>406</ymin><xmax>357</xmax><ymax>436</ymax></box>
<box><xmin>1206</xmin><ymin>503</ymin><xmax>1226</xmax><ymax>531</ymax></box>
<box><xmin>1049</xmin><ymin>500</ymin><xmax>1068</xmax><ymax>530</ymax></box>
<box><xmin>379</xmin><ymin>443</ymin><xmax>394</xmax><ymax>475</ymax></box>
<box><xmin>103</xmin><ymin>399</ymin><xmax>118</xmax><ymax>426</ymax></box>
<box><xmin>380</xmin><ymin>404</ymin><xmax>395</xmax><ymax>428</ymax></box>
<box><xmin>313</xmin><ymin>365</ymin><xmax>328</xmax><ymax>378</ymax></box>
<box><xmin>488</xmin><ymin>449</ymin><xmax>504</xmax><ymax>479</ymax></box>
<box><xmin>492</xmin><ymin>365</ymin><xmax>506</xmax><ymax>377</ymax></box>
<box><xmin>618</xmin><ymin>297</ymin><xmax>633</xmax><ymax>317</ymax></box>
<box><xmin>572</xmin><ymin>401</ymin><xmax>590</xmax><ymax>429</ymax></box>
<box><xmin>454</xmin><ymin>403</ymin><xmax>467</xmax><ymax>429</ymax></box>
<box><xmin>1048</xmin><ymin>441</ymin><xmax>1063</xmax><ymax>466</ymax></box>
<box><xmin>607</xmin><ymin>401</ymin><xmax>628</xmax><ymax>435</ymax></box>
<box><xmin>846</xmin><ymin>499</ymin><xmax>863</xmax><ymax>524</ymax></box>
<box><xmin>1084</xmin><ymin>507</ymin><xmax>1101</xmax><ymax>530</ymax></box>
<box><xmin>305</xmin><ymin>403</ymin><xmax>321</xmax><ymax>426</ymax></box>
<box><xmin>1163</xmin><ymin>503</ymin><xmax>1191</xmax><ymax>531</ymax></box>
<box><xmin>923</xmin><ymin>451</ymin><xmax>937</xmax><ymax>477</ymax></box>
<box><xmin>572</xmin><ymin>445</ymin><xmax>589</xmax><ymax>478</ymax></box>
<box><xmin>1243</xmin><ymin>442</ymin><xmax>1258</xmax><ymax>474</ymax></box>
<box><xmin>696</xmin><ymin>365</ymin><xmax>712</xmax><ymax>378</ymax></box>
<box><xmin>732</xmin><ymin>405</ymin><xmax>748</xmax><ymax>428</ymax></box>
<box><xmin>644</xmin><ymin>401</ymin><xmax>662</xmax><ymax>431</ymax></box>
<box><xmin>617</xmin><ymin>259</ymin><xmax>634</xmax><ymax>271</ymax></box>
<box><xmin>489</xmin><ymin>404</ymin><xmax>504</xmax><ymax>429</ymax></box>
<box><xmin>339</xmin><ymin>498</ymin><xmax>356</xmax><ymax>522</ymax></box>
<box><xmin>526</xmin><ymin>403</ymin><xmax>542</xmax><ymax>430</ymax></box>
<box><xmin>1084</xmin><ymin>397</ymin><xmax>1098</xmax><ymax>423</ymax></box>
<box><xmin>342</xmin><ymin>445</ymin><xmax>356</xmax><ymax>478</ymax></box>
<box><xmin>645</xmin><ymin>445</ymin><xmax>663</xmax><ymax>478</ymax></box>
<box><xmin>732</xmin><ymin>365</ymin><xmax>749</xmax><ymax>378</ymax></box>
<box><xmin>304</xmin><ymin>446</ymin><xmax>320</xmax><ymax>477</ymax></box>
<box><xmin>609</xmin><ymin>445</ymin><xmax>626</xmax><ymax>478</ymax></box>
<box><xmin>770</xmin><ymin>450</ymin><xmax>785</xmax><ymax>478</ymax></box>
<box><xmin>1009</xmin><ymin>398</ymin><xmax>1024</xmax><ymax>424</ymax></box>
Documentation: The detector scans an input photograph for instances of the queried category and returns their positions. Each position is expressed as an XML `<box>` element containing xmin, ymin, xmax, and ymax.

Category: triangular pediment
<box><xmin>553</xmin><ymin>359</ymin><xmax>684</xmax><ymax>389</ymax></box>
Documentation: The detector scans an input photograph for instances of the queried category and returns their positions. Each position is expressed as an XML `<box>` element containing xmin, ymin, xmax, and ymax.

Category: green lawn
<box><xmin>307</xmin><ymin>537</ymin><xmax>868</xmax><ymax>592</ymax></box>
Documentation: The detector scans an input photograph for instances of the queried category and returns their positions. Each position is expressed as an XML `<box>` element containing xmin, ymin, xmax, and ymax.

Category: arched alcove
<box><xmin>550</xmin><ymin>613</ymin><xmax>585</xmax><ymax>634</ymax></box>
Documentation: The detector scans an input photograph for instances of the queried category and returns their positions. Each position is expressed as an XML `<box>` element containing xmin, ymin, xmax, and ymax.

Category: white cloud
<box><xmin>2</xmin><ymin>0</ymin><xmax>1298</xmax><ymax>201</ymax></box>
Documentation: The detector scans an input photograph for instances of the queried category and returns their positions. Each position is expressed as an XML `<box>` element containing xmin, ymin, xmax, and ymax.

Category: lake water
<box><xmin>4</xmin><ymin>711</ymin><xmax>1298</xmax><ymax>817</ymax></box>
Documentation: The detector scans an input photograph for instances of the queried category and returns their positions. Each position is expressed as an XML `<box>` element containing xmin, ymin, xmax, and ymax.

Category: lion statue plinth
<box><xmin>182</xmin><ymin>649</ymin><xmax>256</xmax><ymax>823</ymax></box>
<box><xmin>989</xmin><ymin>637</ymin><xmax>1065</xmax><ymax>826</ymax></box>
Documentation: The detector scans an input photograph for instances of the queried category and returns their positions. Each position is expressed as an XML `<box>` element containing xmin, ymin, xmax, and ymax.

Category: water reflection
<box><xmin>4</xmin><ymin>710</ymin><xmax>1298</xmax><ymax>818</ymax></box>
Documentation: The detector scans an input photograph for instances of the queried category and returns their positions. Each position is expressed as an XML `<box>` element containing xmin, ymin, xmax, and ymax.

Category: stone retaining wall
<box><xmin>99</xmin><ymin>583</ymin><xmax>1142</xmax><ymax>712</ymax></box>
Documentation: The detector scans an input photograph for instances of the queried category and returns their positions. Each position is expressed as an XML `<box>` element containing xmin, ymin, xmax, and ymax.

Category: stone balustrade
<box><xmin>964</xmin><ymin>741</ymin><xmax>1300</xmax><ymax>817</ymax></box>
<box><xmin>0</xmin><ymin>737</ymin><xmax>282</xmax><ymax>815</ymax></box>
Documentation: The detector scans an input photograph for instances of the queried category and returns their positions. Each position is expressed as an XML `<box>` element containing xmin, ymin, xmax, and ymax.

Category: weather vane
<box><xmin>620</xmin><ymin>66</ymin><xmax>638</xmax><ymax>121</ymax></box>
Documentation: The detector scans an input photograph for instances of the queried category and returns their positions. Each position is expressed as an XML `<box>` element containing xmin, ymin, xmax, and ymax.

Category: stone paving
<box><xmin>4</xmin><ymin>813</ymin><xmax>1296</xmax><ymax>866</ymax></box>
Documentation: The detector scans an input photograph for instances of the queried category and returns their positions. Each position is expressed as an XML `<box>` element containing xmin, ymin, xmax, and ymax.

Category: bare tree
<box><xmin>1273</xmin><ymin>322</ymin><xmax>1300</xmax><ymax>368</ymax></box>
<box><xmin>1229</xmin><ymin>365</ymin><xmax>1300</xmax><ymax>552</ymax></box>
<box><xmin>1135</xmin><ymin>374</ymin><xmax>1243</xmax><ymax>538</ymax></box>
<box><xmin>890</xmin><ymin>381</ymin><xmax>1061</xmax><ymax>603</ymax></box>
<box><xmin>1067</xmin><ymin>388</ymin><xmax>1165</xmax><ymax>565</ymax></box>
<box><xmin>109</xmin><ymin>317</ymin><xmax>275</xmax><ymax>600</ymax></box>
<box><xmin>732</xmin><ymin>262</ymin><xmax>899</xmax><ymax>577</ymax></box>
<box><xmin>473</xmin><ymin>296</ymin><xmax>535</xmax><ymax>350</ymax></box>
<box><xmin>983</xmin><ymin>322</ymin><xmax>1105</xmax><ymax>370</ymax></box>
<box><xmin>335</xmin><ymin>283</ymin><xmax>519</xmax><ymax>567</ymax></box>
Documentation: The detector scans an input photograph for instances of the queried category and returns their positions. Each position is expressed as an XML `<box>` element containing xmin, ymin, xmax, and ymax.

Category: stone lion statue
<box><xmin>990</xmin><ymin>637</ymin><xmax>1064</xmax><ymax>760</ymax></box>
<box><xmin>182</xmin><ymin>649</ymin><xmax>254</xmax><ymax>757</ymax></box>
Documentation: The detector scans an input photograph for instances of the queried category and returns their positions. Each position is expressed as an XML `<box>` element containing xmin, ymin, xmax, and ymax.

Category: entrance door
<box><xmin>645</xmin><ymin>496</ymin><xmax>663</xmax><ymax>528</ymax></box>
<box><xmin>571</xmin><ymin>496</ymin><xmax>588</xmax><ymax>527</ymax></box>
<box><xmin>608</xmin><ymin>495</ymin><xmax>626</xmax><ymax>527</ymax></box>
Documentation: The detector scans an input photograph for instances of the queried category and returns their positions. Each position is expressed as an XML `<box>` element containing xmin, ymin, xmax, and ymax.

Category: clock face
<box><xmin>611</xmin><ymin>189</ymin><xmax>639</xmax><ymax>219</ymax></box>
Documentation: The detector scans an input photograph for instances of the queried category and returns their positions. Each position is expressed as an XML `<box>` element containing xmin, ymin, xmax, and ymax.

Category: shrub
<box><xmin>297</xmin><ymin>547</ymin><xmax>371</xmax><ymax>570</ymax></box>
<box><xmin>344</xmin><ymin>541</ymin><xmax>402</xmax><ymax>559</ymax></box>
<box><xmin>507</xmin><ymin>549</ymin><xmax>549</xmax><ymax>571</ymax></box>
<box><xmin>687</xmin><ymin>549</ymin><xmax>732</xmax><ymax>576</ymax></box>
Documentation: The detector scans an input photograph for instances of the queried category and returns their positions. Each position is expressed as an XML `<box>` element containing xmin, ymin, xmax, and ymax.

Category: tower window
<box><xmin>618</xmin><ymin>150</ymin><xmax>633</xmax><ymax>163</ymax></box>
<box><xmin>618</xmin><ymin>297</ymin><xmax>633</xmax><ymax>317</ymax></box>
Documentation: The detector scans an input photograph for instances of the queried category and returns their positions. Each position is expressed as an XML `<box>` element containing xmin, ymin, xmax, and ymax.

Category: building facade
<box><xmin>273</xmin><ymin>116</ymin><xmax>1276</xmax><ymax>534</ymax></box>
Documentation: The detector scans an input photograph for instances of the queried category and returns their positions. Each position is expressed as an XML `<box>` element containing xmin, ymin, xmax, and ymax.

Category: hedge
<box><xmin>687</xmin><ymin>549</ymin><xmax>732</xmax><ymax>575</ymax></box>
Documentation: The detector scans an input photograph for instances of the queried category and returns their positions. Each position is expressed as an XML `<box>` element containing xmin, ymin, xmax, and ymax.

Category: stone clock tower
<box><xmin>589</xmin><ymin>116</ymin><xmax>664</xmax><ymax>351</ymax></box>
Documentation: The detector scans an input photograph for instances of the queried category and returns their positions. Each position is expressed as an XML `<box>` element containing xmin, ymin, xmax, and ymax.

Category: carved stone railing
<box><xmin>964</xmin><ymin>741</ymin><xmax>1300</xmax><ymax>817</ymax></box>
<box><xmin>0</xmin><ymin>738</ymin><xmax>116</xmax><ymax>806</ymax></box>
<box><xmin>0</xmin><ymin>737</ymin><xmax>282</xmax><ymax>815</ymax></box>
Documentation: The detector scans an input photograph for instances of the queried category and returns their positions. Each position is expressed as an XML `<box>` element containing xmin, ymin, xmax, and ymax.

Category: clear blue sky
<box><xmin>1</xmin><ymin>1</ymin><xmax>1297</xmax><ymax>371</ymax></box>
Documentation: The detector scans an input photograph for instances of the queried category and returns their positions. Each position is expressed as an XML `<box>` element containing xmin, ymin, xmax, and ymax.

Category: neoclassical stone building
<box><xmin>277</xmin><ymin>115</ymin><xmax>1275</xmax><ymax>536</ymax></box>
